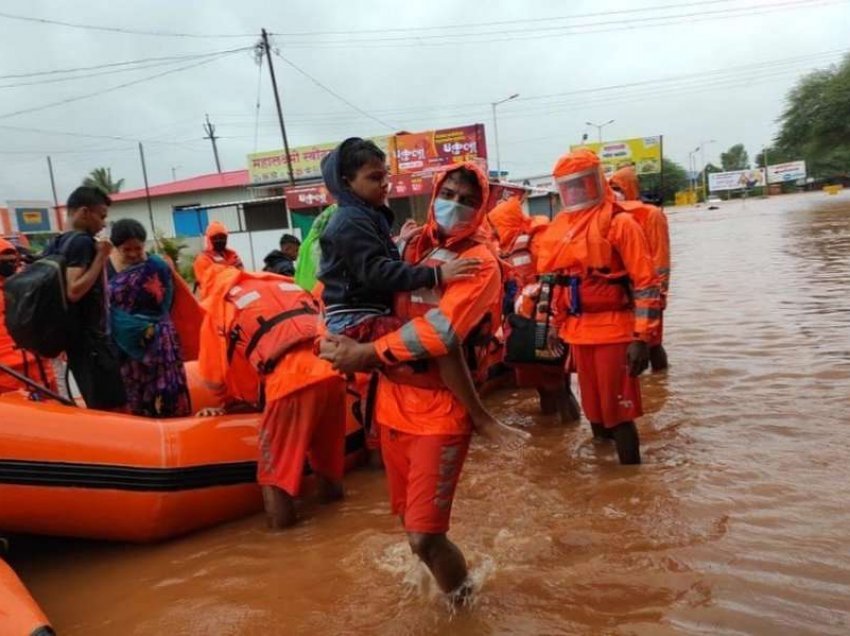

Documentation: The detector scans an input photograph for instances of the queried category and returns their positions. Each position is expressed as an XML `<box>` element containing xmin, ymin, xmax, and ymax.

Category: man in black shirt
<box><xmin>55</xmin><ymin>186</ymin><xmax>126</xmax><ymax>410</ymax></box>
<box><xmin>263</xmin><ymin>233</ymin><xmax>301</xmax><ymax>276</ymax></box>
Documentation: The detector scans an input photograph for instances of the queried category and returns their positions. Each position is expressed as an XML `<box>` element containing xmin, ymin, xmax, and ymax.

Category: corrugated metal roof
<box><xmin>110</xmin><ymin>169</ymin><xmax>250</xmax><ymax>203</ymax></box>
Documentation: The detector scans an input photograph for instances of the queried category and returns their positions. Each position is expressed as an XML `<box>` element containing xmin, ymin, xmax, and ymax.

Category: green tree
<box><xmin>774</xmin><ymin>53</ymin><xmax>850</xmax><ymax>178</ymax></box>
<box><xmin>82</xmin><ymin>167</ymin><xmax>124</xmax><ymax>193</ymax></box>
<box><xmin>720</xmin><ymin>144</ymin><xmax>749</xmax><ymax>171</ymax></box>
<box><xmin>640</xmin><ymin>158</ymin><xmax>689</xmax><ymax>204</ymax></box>
<box><xmin>754</xmin><ymin>146</ymin><xmax>796</xmax><ymax>168</ymax></box>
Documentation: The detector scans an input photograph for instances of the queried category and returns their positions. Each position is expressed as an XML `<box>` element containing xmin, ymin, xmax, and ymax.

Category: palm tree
<box><xmin>82</xmin><ymin>167</ymin><xmax>124</xmax><ymax>193</ymax></box>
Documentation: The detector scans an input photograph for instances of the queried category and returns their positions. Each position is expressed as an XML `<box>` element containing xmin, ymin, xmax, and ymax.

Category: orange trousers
<box><xmin>257</xmin><ymin>376</ymin><xmax>346</xmax><ymax>497</ymax></box>
<box><xmin>571</xmin><ymin>342</ymin><xmax>643</xmax><ymax>428</ymax></box>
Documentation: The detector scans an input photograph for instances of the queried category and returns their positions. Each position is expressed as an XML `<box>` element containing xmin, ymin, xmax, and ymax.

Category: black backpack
<box><xmin>4</xmin><ymin>232</ymin><xmax>84</xmax><ymax>357</ymax></box>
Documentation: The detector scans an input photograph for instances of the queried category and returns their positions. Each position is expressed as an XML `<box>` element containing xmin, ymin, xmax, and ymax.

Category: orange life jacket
<box><xmin>225</xmin><ymin>278</ymin><xmax>319</xmax><ymax>374</ymax></box>
<box><xmin>539</xmin><ymin>204</ymin><xmax>632</xmax><ymax>315</ymax></box>
<box><xmin>388</xmin><ymin>239</ymin><xmax>496</xmax><ymax>389</ymax></box>
<box><xmin>506</xmin><ymin>232</ymin><xmax>537</xmax><ymax>287</ymax></box>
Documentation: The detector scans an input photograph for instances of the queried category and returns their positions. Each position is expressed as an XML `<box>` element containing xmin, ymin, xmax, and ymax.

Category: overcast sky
<box><xmin>1</xmin><ymin>0</ymin><xmax>848</xmax><ymax>203</ymax></box>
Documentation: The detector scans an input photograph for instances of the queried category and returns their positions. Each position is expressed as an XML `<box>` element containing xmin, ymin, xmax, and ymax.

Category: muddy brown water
<box><xmin>9</xmin><ymin>191</ymin><xmax>850</xmax><ymax>635</ymax></box>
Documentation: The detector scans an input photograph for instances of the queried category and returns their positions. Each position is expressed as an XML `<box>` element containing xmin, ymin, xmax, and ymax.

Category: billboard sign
<box><xmin>708</xmin><ymin>168</ymin><xmax>766</xmax><ymax>192</ymax></box>
<box><xmin>766</xmin><ymin>160</ymin><xmax>806</xmax><ymax>184</ymax></box>
<box><xmin>393</xmin><ymin>124</ymin><xmax>487</xmax><ymax>174</ymax></box>
<box><xmin>249</xmin><ymin>136</ymin><xmax>394</xmax><ymax>184</ymax></box>
<box><xmin>570</xmin><ymin>136</ymin><xmax>662</xmax><ymax>176</ymax></box>
<box><xmin>285</xmin><ymin>172</ymin><xmax>438</xmax><ymax>210</ymax></box>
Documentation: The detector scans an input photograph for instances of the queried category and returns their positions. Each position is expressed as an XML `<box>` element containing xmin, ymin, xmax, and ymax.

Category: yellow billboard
<box><xmin>570</xmin><ymin>136</ymin><xmax>662</xmax><ymax>176</ymax></box>
<box><xmin>248</xmin><ymin>136</ymin><xmax>393</xmax><ymax>184</ymax></box>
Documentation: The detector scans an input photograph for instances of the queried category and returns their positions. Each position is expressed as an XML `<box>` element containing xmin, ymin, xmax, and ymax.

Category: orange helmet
<box><xmin>552</xmin><ymin>148</ymin><xmax>610</xmax><ymax>213</ymax></box>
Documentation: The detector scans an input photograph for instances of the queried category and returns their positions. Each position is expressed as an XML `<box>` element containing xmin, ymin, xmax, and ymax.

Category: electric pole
<box><xmin>260</xmin><ymin>28</ymin><xmax>296</xmax><ymax>186</ymax></box>
<box><xmin>203</xmin><ymin>113</ymin><xmax>222</xmax><ymax>174</ymax></box>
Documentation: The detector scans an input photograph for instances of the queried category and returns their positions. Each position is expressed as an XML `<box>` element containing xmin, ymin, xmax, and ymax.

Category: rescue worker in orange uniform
<box><xmin>320</xmin><ymin>163</ymin><xmax>526</xmax><ymax>600</ymax></box>
<box><xmin>197</xmin><ymin>265</ymin><xmax>345</xmax><ymax>529</ymax></box>
<box><xmin>193</xmin><ymin>221</ymin><xmax>243</xmax><ymax>295</ymax></box>
<box><xmin>0</xmin><ymin>239</ymin><xmax>57</xmax><ymax>394</ymax></box>
<box><xmin>609</xmin><ymin>165</ymin><xmax>671</xmax><ymax>371</ymax></box>
<box><xmin>538</xmin><ymin>150</ymin><xmax>662</xmax><ymax>465</ymax></box>
<box><xmin>488</xmin><ymin>196</ymin><xmax>580</xmax><ymax>423</ymax></box>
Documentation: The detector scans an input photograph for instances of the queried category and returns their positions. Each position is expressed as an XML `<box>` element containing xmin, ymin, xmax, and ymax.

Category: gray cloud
<box><xmin>1</xmin><ymin>0</ymin><xmax>848</xmax><ymax>203</ymax></box>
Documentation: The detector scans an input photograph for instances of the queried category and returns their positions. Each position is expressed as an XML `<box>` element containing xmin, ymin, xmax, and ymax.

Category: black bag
<box><xmin>504</xmin><ymin>314</ymin><xmax>566</xmax><ymax>366</ymax></box>
<box><xmin>3</xmin><ymin>232</ymin><xmax>82</xmax><ymax>358</ymax></box>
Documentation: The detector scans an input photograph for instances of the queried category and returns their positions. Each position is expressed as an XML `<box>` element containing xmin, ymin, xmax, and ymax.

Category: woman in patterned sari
<box><xmin>107</xmin><ymin>219</ymin><xmax>190</xmax><ymax>418</ymax></box>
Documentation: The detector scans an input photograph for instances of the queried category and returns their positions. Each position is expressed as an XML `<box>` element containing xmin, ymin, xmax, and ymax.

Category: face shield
<box><xmin>555</xmin><ymin>167</ymin><xmax>605</xmax><ymax>212</ymax></box>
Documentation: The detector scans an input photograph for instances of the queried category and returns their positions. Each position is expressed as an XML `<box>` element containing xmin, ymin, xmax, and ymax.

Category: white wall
<box><xmin>108</xmin><ymin>186</ymin><xmax>247</xmax><ymax>237</ymax></box>
<box><xmin>228</xmin><ymin>228</ymin><xmax>303</xmax><ymax>271</ymax></box>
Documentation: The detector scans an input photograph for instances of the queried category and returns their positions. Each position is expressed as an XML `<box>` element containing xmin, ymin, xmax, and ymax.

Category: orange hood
<box><xmin>610</xmin><ymin>165</ymin><xmax>641</xmax><ymax>201</ymax></box>
<box><xmin>0</xmin><ymin>238</ymin><xmax>16</xmax><ymax>254</ymax></box>
<box><xmin>204</xmin><ymin>220</ymin><xmax>229</xmax><ymax>250</ymax></box>
<box><xmin>538</xmin><ymin>149</ymin><xmax>617</xmax><ymax>273</ymax></box>
<box><xmin>414</xmin><ymin>162</ymin><xmax>491</xmax><ymax>260</ymax></box>
<box><xmin>487</xmin><ymin>196</ymin><xmax>529</xmax><ymax>252</ymax></box>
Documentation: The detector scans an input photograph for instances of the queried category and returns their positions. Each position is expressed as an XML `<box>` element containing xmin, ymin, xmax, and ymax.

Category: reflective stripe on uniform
<box><xmin>400</xmin><ymin>321</ymin><xmax>428</xmax><ymax>358</ymax></box>
<box><xmin>635</xmin><ymin>307</ymin><xmax>662</xmax><ymax>319</ymax></box>
<box><xmin>233</xmin><ymin>290</ymin><xmax>261</xmax><ymax>309</ymax></box>
<box><xmin>633</xmin><ymin>287</ymin><xmax>661</xmax><ymax>300</ymax></box>
<box><xmin>429</xmin><ymin>248</ymin><xmax>458</xmax><ymax>263</ymax></box>
<box><xmin>410</xmin><ymin>288</ymin><xmax>441</xmax><ymax>306</ymax></box>
<box><xmin>425</xmin><ymin>307</ymin><xmax>458</xmax><ymax>349</ymax></box>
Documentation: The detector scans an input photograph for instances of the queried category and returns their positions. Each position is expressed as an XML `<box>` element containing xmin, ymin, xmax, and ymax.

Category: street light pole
<box><xmin>698</xmin><ymin>139</ymin><xmax>716</xmax><ymax>200</ymax></box>
<box><xmin>586</xmin><ymin>119</ymin><xmax>615</xmax><ymax>143</ymax></box>
<box><xmin>491</xmin><ymin>92</ymin><xmax>519</xmax><ymax>181</ymax></box>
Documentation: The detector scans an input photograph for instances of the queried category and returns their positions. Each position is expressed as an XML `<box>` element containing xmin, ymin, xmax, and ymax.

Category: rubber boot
<box><xmin>591</xmin><ymin>423</ymin><xmax>613</xmax><ymax>441</ymax></box>
<box><xmin>557</xmin><ymin>388</ymin><xmax>581</xmax><ymax>424</ymax></box>
<box><xmin>612</xmin><ymin>421</ymin><xmax>641</xmax><ymax>465</ymax></box>
<box><xmin>538</xmin><ymin>388</ymin><xmax>558</xmax><ymax>415</ymax></box>
<box><xmin>262</xmin><ymin>485</ymin><xmax>297</xmax><ymax>529</ymax></box>
<box><xmin>650</xmin><ymin>344</ymin><xmax>669</xmax><ymax>372</ymax></box>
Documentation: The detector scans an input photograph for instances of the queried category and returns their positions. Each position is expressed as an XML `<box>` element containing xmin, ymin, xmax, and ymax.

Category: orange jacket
<box><xmin>488</xmin><ymin>196</ymin><xmax>549</xmax><ymax>288</ymax></box>
<box><xmin>610</xmin><ymin>166</ymin><xmax>671</xmax><ymax>300</ymax></box>
<box><xmin>538</xmin><ymin>151</ymin><xmax>661</xmax><ymax>345</ymax></box>
<box><xmin>0</xmin><ymin>238</ymin><xmax>56</xmax><ymax>392</ymax></box>
<box><xmin>0</xmin><ymin>275</ymin><xmax>57</xmax><ymax>394</ymax></box>
<box><xmin>193</xmin><ymin>221</ymin><xmax>244</xmax><ymax>296</ymax></box>
<box><xmin>373</xmin><ymin>163</ymin><xmax>502</xmax><ymax>436</ymax></box>
<box><xmin>197</xmin><ymin>266</ymin><xmax>333</xmax><ymax>407</ymax></box>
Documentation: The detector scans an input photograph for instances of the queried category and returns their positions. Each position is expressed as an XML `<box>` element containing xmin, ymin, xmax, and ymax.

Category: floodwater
<box><xmin>9</xmin><ymin>191</ymin><xmax>850</xmax><ymax>635</ymax></box>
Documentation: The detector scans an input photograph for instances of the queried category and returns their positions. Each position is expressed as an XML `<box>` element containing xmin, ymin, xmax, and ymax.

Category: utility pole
<box><xmin>138</xmin><ymin>143</ymin><xmax>157</xmax><ymax>240</ymax></box>
<box><xmin>261</xmin><ymin>28</ymin><xmax>295</xmax><ymax>186</ymax></box>
<box><xmin>203</xmin><ymin>114</ymin><xmax>222</xmax><ymax>174</ymax></box>
<box><xmin>762</xmin><ymin>146</ymin><xmax>770</xmax><ymax>198</ymax></box>
<box><xmin>46</xmin><ymin>155</ymin><xmax>61</xmax><ymax>229</ymax></box>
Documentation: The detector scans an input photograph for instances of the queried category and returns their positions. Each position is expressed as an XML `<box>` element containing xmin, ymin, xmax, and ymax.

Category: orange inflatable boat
<box><xmin>0</xmin><ymin>558</ymin><xmax>52</xmax><ymax>636</ymax></box>
<box><xmin>0</xmin><ymin>362</ymin><xmax>365</xmax><ymax>543</ymax></box>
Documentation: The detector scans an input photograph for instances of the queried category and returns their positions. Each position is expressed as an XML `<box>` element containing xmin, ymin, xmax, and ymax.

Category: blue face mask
<box><xmin>433</xmin><ymin>197</ymin><xmax>476</xmax><ymax>234</ymax></box>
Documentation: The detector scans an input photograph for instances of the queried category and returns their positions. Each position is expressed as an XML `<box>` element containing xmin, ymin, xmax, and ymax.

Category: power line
<box><xmin>271</xmin><ymin>48</ymin><xmax>397</xmax><ymax>130</ymax></box>
<box><xmin>270</xmin><ymin>0</ymin><xmax>744</xmax><ymax>36</ymax></box>
<box><xmin>0</xmin><ymin>48</ymin><xmax>249</xmax><ymax>121</ymax></box>
<box><xmin>0</xmin><ymin>51</ymin><xmax>244</xmax><ymax>89</ymax></box>
<box><xmin>274</xmin><ymin>0</ymin><xmax>845</xmax><ymax>48</ymax></box>
<box><xmin>0</xmin><ymin>10</ymin><xmax>255</xmax><ymax>38</ymax></box>
<box><xmin>0</xmin><ymin>47</ymin><xmax>251</xmax><ymax>80</ymax></box>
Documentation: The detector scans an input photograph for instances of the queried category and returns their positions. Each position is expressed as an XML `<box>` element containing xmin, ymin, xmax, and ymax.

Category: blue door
<box><xmin>172</xmin><ymin>208</ymin><xmax>209</xmax><ymax>237</ymax></box>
